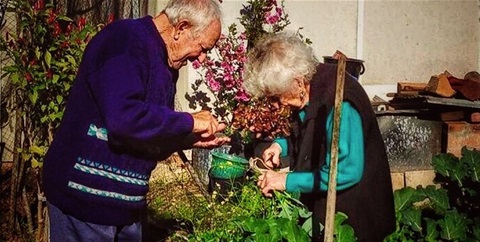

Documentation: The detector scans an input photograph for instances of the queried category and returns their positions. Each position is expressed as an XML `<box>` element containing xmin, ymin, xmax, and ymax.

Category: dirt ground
<box><xmin>0</xmin><ymin>155</ymin><xmax>205</xmax><ymax>242</ymax></box>
<box><xmin>143</xmin><ymin>156</ymin><xmax>206</xmax><ymax>241</ymax></box>
<box><xmin>0</xmin><ymin>165</ymin><xmax>25</xmax><ymax>242</ymax></box>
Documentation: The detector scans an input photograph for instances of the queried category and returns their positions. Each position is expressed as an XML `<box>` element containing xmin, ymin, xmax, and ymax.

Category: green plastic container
<box><xmin>210</xmin><ymin>152</ymin><xmax>249</xmax><ymax>179</ymax></box>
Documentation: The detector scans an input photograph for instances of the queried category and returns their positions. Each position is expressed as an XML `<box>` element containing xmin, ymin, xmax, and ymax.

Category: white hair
<box><xmin>163</xmin><ymin>0</ymin><xmax>222</xmax><ymax>35</ymax></box>
<box><xmin>243</xmin><ymin>32</ymin><xmax>318</xmax><ymax>97</ymax></box>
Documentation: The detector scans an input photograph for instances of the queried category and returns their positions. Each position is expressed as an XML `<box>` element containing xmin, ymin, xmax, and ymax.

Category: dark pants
<box><xmin>47</xmin><ymin>202</ymin><xmax>142</xmax><ymax>242</ymax></box>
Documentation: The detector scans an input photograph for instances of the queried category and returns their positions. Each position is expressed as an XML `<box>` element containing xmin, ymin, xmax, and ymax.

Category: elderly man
<box><xmin>42</xmin><ymin>0</ymin><xmax>228</xmax><ymax>241</ymax></box>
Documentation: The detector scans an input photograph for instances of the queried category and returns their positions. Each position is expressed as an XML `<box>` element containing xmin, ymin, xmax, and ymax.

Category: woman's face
<box><xmin>278</xmin><ymin>90</ymin><xmax>304</xmax><ymax>109</ymax></box>
<box><xmin>276</xmin><ymin>78</ymin><xmax>309</xmax><ymax>110</ymax></box>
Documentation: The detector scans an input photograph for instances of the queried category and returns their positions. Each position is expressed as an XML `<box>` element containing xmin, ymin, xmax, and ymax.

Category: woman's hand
<box><xmin>257</xmin><ymin>170</ymin><xmax>287</xmax><ymax>197</ymax></box>
<box><xmin>262</xmin><ymin>143</ymin><xmax>282</xmax><ymax>168</ymax></box>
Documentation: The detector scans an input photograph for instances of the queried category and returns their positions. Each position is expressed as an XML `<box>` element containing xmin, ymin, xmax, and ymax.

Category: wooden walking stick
<box><xmin>323</xmin><ymin>54</ymin><xmax>347</xmax><ymax>242</ymax></box>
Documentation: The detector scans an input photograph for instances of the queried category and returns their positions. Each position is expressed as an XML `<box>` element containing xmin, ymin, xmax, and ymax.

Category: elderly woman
<box><xmin>243</xmin><ymin>33</ymin><xmax>396</xmax><ymax>242</ymax></box>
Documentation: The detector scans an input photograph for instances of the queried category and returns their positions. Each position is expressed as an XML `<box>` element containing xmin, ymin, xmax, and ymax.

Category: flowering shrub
<box><xmin>0</xmin><ymin>0</ymin><xmax>101</xmax><ymax>166</ymax></box>
<box><xmin>0</xmin><ymin>0</ymin><xmax>103</xmax><ymax>239</ymax></box>
<box><xmin>186</xmin><ymin>0</ymin><xmax>305</xmax><ymax>142</ymax></box>
<box><xmin>239</xmin><ymin>0</ymin><xmax>291</xmax><ymax>48</ymax></box>
<box><xmin>187</xmin><ymin>24</ymin><xmax>249</xmax><ymax>123</ymax></box>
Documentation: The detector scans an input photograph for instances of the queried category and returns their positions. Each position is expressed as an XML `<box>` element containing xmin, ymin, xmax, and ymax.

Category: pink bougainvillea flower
<box><xmin>276</xmin><ymin>7</ymin><xmax>283</xmax><ymax>16</ymax></box>
<box><xmin>235</xmin><ymin>89</ymin><xmax>250</xmax><ymax>102</ymax></box>
<box><xmin>208</xmin><ymin>78</ymin><xmax>221</xmax><ymax>92</ymax></box>
<box><xmin>191</xmin><ymin>60</ymin><xmax>202</xmax><ymax>69</ymax></box>
<box><xmin>266</xmin><ymin>15</ymin><xmax>280</xmax><ymax>25</ymax></box>
<box><xmin>186</xmin><ymin>0</ymin><xmax>294</xmax><ymax>138</ymax></box>
<box><xmin>239</xmin><ymin>32</ymin><xmax>247</xmax><ymax>40</ymax></box>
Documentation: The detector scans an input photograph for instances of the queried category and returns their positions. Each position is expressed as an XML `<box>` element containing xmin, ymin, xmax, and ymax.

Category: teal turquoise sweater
<box><xmin>276</xmin><ymin>102</ymin><xmax>364</xmax><ymax>192</ymax></box>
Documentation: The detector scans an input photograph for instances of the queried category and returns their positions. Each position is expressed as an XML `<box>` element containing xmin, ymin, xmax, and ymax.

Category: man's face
<box><xmin>167</xmin><ymin>19</ymin><xmax>221</xmax><ymax>70</ymax></box>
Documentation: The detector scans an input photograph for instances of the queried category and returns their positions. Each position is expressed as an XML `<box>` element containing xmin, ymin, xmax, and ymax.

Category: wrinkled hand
<box><xmin>262</xmin><ymin>143</ymin><xmax>282</xmax><ymax>169</ymax></box>
<box><xmin>257</xmin><ymin>170</ymin><xmax>287</xmax><ymax>197</ymax></box>
<box><xmin>191</xmin><ymin>110</ymin><xmax>224</xmax><ymax>138</ymax></box>
<box><xmin>192</xmin><ymin>134</ymin><xmax>231</xmax><ymax>149</ymax></box>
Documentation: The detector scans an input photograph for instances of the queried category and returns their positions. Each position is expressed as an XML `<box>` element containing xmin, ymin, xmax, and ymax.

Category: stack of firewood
<box><xmin>397</xmin><ymin>70</ymin><xmax>480</xmax><ymax>101</ymax></box>
<box><xmin>394</xmin><ymin>70</ymin><xmax>480</xmax><ymax>123</ymax></box>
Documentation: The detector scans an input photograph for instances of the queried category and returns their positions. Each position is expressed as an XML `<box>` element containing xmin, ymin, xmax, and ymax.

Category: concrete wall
<box><xmin>146</xmin><ymin>0</ymin><xmax>480</xmax><ymax>111</ymax></box>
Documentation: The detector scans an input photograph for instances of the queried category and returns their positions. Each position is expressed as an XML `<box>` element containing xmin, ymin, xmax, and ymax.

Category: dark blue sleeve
<box><xmin>84</xmin><ymin>26</ymin><xmax>194</xmax><ymax>148</ymax></box>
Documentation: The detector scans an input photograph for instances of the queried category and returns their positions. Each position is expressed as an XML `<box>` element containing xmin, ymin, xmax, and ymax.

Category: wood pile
<box><xmin>388</xmin><ymin>70</ymin><xmax>480</xmax><ymax>123</ymax></box>
<box><xmin>396</xmin><ymin>70</ymin><xmax>480</xmax><ymax>101</ymax></box>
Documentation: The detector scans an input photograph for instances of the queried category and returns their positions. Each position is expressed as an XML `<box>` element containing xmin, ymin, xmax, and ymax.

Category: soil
<box><xmin>143</xmin><ymin>156</ymin><xmax>206</xmax><ymax>241</ymax></box>
<box><xmin>0</xmin><ymin>166</ymin><xmax>26</xmax><ymax>242</ymax></box>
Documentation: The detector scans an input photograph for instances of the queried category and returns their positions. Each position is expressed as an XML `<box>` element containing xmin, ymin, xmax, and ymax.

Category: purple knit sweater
<box><xmin>43</xmin><ymin>16</ymin><xmax>194</xmax><ymax>225</ymax></box>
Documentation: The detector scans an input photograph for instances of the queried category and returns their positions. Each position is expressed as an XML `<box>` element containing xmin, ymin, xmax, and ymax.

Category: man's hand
<box><xmin>192</xmin><ymin>134</ymin><xmax>230</xmax><ymax>149</ymax></box>
<box><xmin>191</xmin><ymin>110</ymin><xmax>223</xmax><ymax>137</ymax></box>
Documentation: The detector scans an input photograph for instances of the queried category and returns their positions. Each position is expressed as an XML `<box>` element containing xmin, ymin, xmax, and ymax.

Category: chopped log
<box><xmin>464</xmin><ymin>72</ymin><xmax>480</xmax><ymax>100</ymax></box>
<box><xmin>458</xmin><ymin>79</ymin><xmax>480</xmax><ymax>101</ymax></box>
<box><xmin>397</xmin><ymin>82</ymin><xmax>427</xmax><ymax>95</ymax></box>
<box><xmin>448</xmin><ymin>76</ymin><xmax>480</xmax><ymax>101</ymax></box>
<box><xmin>464</xmin><ymin>71</ymin><xmax>480</xmax><ymax>82</ymax></box>
<box><xmin>470</xmin><ymin>112</ymin><xmax>480</xmax><ymax>123</ymax></box>
<box><xmin>425</xmin><ymin>74</ymin><xmax>456</xmax><ymax>98</ymax></box>
<box><xmin>371</xmin><ymin>95</ymin><xmax>388</xmax><ymax>105</ymax></box>
<box><xmin>386</xmin><ymin>93</ymin><xmax>396</xmax><ymax>98</ymax></box>
<box><xmin>439</xmin><ymin>111</ymin><xmax>464</xmax><ymax>121</ymax></box>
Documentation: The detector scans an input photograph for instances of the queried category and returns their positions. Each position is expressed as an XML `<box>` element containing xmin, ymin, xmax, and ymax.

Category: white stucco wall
<box><xmin>364</xmin><ymin>0</ymin><xmax>479</xmax><ymax>85</ymax></box>
<box><xmin>146</xmin><ymin>0</ymin><xmax>480</xmax><ymax>110</ymax></box>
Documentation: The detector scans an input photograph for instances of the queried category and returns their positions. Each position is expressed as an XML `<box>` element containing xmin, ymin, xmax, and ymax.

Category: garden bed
<box><xmin>144</xmin><ymin>155</ymin><xmax>207</xmax><ymax>241</ymax></box>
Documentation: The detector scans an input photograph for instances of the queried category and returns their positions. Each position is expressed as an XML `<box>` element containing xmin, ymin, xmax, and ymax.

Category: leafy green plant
<box><xmin>385</xmin><ymin>146</ymin><xmax>480</xmax><ymax>242</ymax></box>
<box><xmin>0</xmin><ymin>0</ymin><xmax>100</xmax><ymax>239</ymax></box>
<box><xmin>1</xmin><ymin>0</ymin><xmax>99</xmax><ymax>167</ymax></box>
<box><xmin>153</xmin><ymin>174</ymin><xmax>356</xmax><ymax>242</ymax></box>
<box><xmin>235</xmin><ymin>189</ymin><xmax>312</xmax><ymax>241</ymax></box>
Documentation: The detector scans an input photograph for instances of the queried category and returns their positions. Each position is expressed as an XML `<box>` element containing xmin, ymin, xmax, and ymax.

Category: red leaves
<box><xmin>47</xmin><ymin>9</ymin><xmax>56</xmax><ymax>24</ymax></box>
<box><xmin>33</xmin><ymin>0</ymin><xmax>45</xmax><ymax>10</ymax></box>
<box><xmin>53</xmin><ymin>22</ymin><xmax>62</xmax><ymax>37</ymax></box>
<box><xmin>25</xmin><ymin>72</ymin><xmax>33</xmax><ymax>82</ymax></box>
<box><xmin>231</xmin><ymin>98</ymin><xmax>291</xmax><ymax>140</ymax></box>
<box><xmin>108</xmin><ymin>13</ymin><xmax>115</xmax><ymax>24</ymax></box>
<box><xmin>45</xmin><ymin>69</ymin><xmax>53</xmax><ymax>79</ymax></box>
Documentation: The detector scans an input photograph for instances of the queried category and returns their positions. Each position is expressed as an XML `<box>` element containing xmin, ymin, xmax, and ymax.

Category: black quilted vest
<box><xmin>288</xmin><ymin>63</ymin><xmax>396</xmax><ymax>242</ymax></box>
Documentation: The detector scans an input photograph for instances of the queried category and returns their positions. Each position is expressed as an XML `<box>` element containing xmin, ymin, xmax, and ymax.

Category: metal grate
<box><xmin>1</xmin><ymin>0</ymin><xmax>16</xmax><ymax>163</ymax></box>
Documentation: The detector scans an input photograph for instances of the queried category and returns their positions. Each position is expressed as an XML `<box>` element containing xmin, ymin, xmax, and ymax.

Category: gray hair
<box><xmin>243</xmin><ymin>32</ymin><xmax>318</xmax><ymax>97</ymax></box>
<box><xmin>163</xmin><ymin>0</ymin><xmax>222</xmax><ymax>35</ymax></box>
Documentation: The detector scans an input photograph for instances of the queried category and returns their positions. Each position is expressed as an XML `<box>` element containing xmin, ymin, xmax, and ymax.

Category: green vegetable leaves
<box><xmin>386</xmin><ymin>147</ymin><xmax>480</xmax><ymax>242</ymax></box>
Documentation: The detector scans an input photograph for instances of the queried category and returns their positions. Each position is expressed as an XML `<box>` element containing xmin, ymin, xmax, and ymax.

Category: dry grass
<box><xmin>143</xmin><ymin>154</ymin><xmax>209</xmax><ymax>242</ymax></box>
